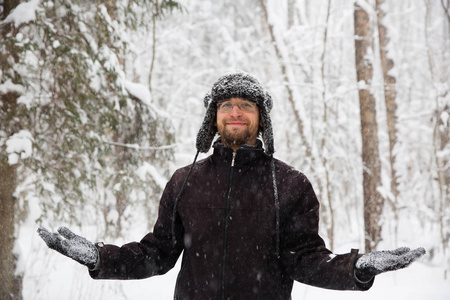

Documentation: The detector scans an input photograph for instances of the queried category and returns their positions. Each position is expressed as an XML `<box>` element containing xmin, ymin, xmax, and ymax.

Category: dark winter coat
<box><xmin>90</xmin><ymin>141</ymin><xmax>373</xmax><ymax>299</ymax></box>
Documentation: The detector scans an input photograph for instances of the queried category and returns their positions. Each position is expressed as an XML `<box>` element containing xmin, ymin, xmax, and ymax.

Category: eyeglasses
<box><xmin>217</xmin><ymin>102</ymin><xmax>257</xmax><ymax>113</ymax></box>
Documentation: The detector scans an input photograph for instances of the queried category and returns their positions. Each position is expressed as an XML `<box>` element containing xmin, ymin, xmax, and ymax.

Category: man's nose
<box><xmin>229</xmin><ymin>105</ymin><xmax>243</xmax><ymax>116</ymax></box>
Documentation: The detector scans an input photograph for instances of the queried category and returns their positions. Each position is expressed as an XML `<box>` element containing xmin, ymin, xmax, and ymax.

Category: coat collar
<box><xmin>212</xmin><ymin>139</ymin><xmax>266</xmax><ymax>167</ymax></box>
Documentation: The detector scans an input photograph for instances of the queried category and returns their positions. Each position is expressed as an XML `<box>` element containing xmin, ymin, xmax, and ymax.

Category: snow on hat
<box><xmin>195</xmin><ymin>71</ymin><xmax>274</xmax><ymax>155</ymax></box>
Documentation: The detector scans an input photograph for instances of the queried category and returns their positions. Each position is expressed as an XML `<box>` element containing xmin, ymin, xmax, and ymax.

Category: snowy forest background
<box><xmin>0</xmin><ymin>0</ymin><xmax>449</xmax><ymax>299</ymax></box>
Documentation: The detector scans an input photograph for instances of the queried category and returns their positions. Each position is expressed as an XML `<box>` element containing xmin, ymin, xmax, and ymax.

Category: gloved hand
<box><xmin>37</xmin><ymin>226</ymin><xmax>99</xmax><ymax>270</ymax></box>
<box><xmin>354</xmin><ymin>247</ymin><xmax>426</xmax><ymax>282</ymax></box>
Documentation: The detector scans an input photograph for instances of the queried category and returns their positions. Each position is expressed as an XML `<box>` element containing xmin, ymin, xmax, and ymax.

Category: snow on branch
<box><xmin>123</xmin><ymin>80</ymin><xmax>152</xmax><ymax>106</ymax></box>
<box><xmin>0</xmin><ymin>0</ymin><xmax>40</xmax><ymax>27</ymax></box>
<box><xmin>0</xmin><ymin>79</ymin><xmax>25</xmax><ymax>94</ymax></box>
<box><xmin>6</xmin><ymin>130</ymin><xmax>34</xmax><ymax>165</ymax></box>
<box><xmin>122</xmin><ymin>79</ymin><xmax>170</xmax><ymax>119</ymax></box>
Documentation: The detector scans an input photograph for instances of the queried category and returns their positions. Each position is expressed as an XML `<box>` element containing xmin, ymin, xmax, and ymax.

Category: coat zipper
<box><xmin>221</xmin><ymin>151</ymin><xmax>236</xmax><ymax>300</ymax></box>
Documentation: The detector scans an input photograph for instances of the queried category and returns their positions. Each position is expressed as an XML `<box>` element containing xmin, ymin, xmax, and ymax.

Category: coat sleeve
<box><xmin>89</xmin><ymin>172</ymin><xmax>185</xmax><ymax>280</ymax></box>
<box><xmin>280</xmin><ymin>172</ymin><xmax>374</xmax><ymax>291</ymax></box>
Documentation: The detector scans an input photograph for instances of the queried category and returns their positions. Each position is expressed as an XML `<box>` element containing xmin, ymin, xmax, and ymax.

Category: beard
<box><xmin>220</xmin><ymin>126</ymin><xmax>253</xmax><ymax>148</ymax></box>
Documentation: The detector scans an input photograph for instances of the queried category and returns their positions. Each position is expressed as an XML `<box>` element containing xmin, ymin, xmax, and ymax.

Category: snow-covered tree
<box><xmin>0</xmin><ymin>1</ymin><xmax>180</xmax><ymax>298</ymax></box>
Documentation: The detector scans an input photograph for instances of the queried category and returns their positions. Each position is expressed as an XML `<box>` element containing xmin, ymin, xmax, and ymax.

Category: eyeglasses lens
<box><xmin>218</xmin><ymin>103</ymin><xmax>255</xmax><ymax>113</ymax></box>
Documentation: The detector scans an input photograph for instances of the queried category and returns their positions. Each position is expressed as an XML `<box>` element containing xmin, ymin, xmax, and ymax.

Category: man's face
<box><xmin>215</xmin><ymin>98</ymin><xmax>260</xmax><ymax>151</ymax></box>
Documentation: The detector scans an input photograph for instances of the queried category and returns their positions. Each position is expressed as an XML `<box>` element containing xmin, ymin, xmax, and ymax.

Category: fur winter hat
<box><xmin>195</xmin><ymin>71</ymin><xmax>274</xmax><ymax>155</ymax></box>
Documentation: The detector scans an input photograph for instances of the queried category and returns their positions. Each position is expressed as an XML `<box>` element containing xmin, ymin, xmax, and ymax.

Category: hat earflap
<box><xmin>196</xmin><ymin>93</ymin><xmax>218</xmax><ymax>153</ymax></box>
<box><xmin>260</xmin><ymin>107</ymin><xmax>274</xmax><ymax>155</ymax></box>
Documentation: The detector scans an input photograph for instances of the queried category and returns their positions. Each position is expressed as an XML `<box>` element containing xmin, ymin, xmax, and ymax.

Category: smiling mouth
<box><xmin>227</xmin><ymin>122</ymin><xmax>246</xmax><ymax>126</ymax></box>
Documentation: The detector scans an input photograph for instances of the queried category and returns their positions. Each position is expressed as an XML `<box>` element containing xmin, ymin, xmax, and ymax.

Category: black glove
<box><xmin>355</xmin><ymin>247</ymin><xmax>426</xmax><ymax>282</ymax></box>
<box><xmin>37</xmin><ymin>226</ymin><xmax>99</xmax><ymax>270</ymax></box>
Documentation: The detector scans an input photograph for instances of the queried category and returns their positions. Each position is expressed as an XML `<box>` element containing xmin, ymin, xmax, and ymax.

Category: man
<box><xmin>38</xmin><ymin>72</ymin><xmax>425</xmax><ymax>299</ymax></box>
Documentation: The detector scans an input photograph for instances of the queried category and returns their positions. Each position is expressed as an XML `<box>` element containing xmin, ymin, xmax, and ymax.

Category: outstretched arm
<box><xmin>280</xmin><ymin>172</ymin><xmax>426</xmax><ymax>290</ymax></box>
<box><xmin>354</xmin><ymin>247</ymin><xmax>426</xmax><ymax>282</ymax></box>
<box><xmin>37</xmin><ymin>171</ymin><xmax>186</xmax><ymax>280</ymax></box>
<box><xmin>281</xmin><ymin>174</ymin><xmax>372</xmax><ymax>290</ymax></box>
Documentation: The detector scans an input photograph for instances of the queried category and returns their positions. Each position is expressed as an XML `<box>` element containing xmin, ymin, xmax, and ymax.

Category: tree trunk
<box><xmin>1</xmin><ymin>1</ymin><xmax>25</xmax><ymax>298</ymax></box>
<box><xmin>319</xmin><ymin>0</ymin><xmax>334</xmax><ymax>252</ymax></box>
<box><xmin>148</xmin><ymin>0</ymin><xmax>160</xmax><ymax>94</ymax></box>
<box><xmin>434</xmin><ymin>106</ymin><xmax>450</xmax><ymax>270</ymax></box>
<box><xmin>354</xmin><ymin>3</ymin><xmax>384</xmax><ymax>253</ymax></box>
<box><xmin>376</xmin><ymin>0</ymin><xmax>400</xmax><ymax>244</ymax></box>
<box><xmin>287</xmin><ymin>0</ymin><xmax>295</xmax><ymax>28</ymax></box>
<box><xmin>0</xmin><ymin>164</ymin><xmax>22</xmax><ymax>300</ymax></box>
<box><xmin>424</xmin><ymin>2</ymin><xmax>450</xmax><ymax>273</ymax></box>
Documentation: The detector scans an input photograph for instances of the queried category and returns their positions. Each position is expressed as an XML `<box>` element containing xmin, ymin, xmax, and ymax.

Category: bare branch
<box><xmin>104</xmin><ymin>140</ymin><xmax>177</xmax><ymax>151</ymax></box>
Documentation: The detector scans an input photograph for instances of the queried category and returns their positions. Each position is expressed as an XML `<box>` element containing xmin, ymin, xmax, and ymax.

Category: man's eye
<box><xmin>222</xmin><ymin>103</ymin><xmax>233</xmax><ymax>108</ymax></box>
<box><xmin>241</xmin><ymin>103</ymin><xmax>252</xmax><ymax>108</ymax></box>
